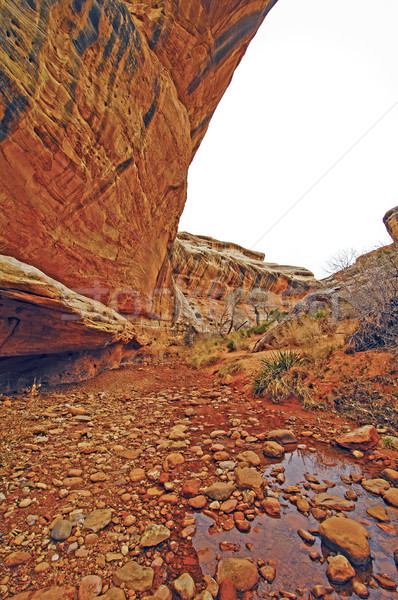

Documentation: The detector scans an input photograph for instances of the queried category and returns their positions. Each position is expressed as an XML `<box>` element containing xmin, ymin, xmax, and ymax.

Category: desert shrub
<box><xmin>217</xmin><ymin>361</ymin><xmax>244</xmax><ymax>376</ymax></box>
<box><xmin>342</xmin><ymin>249</ymin><xmax>398</xmax><ymax>352</ymax></box>
<box><xmin>252</xmin><ymin>350</ymin><xmax>311</xmax><ymax>402</ymax></box>
<box><xmin>330</xmin><ymin>378</ymin><xmax>398</xmax><ymax>432</ymax></box>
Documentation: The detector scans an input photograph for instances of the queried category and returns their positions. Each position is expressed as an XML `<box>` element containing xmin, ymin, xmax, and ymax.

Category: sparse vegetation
<box><xmin>252</xmin><ymin>350</ymin><xmax>311</xmax><ymax>403</ymax></box>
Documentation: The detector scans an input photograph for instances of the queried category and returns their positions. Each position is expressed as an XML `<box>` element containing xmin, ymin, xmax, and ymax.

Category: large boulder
<box><xmin>319</xmin><ymin>517</ymin><xmax>370</xmax><ymax>566</ymax></box>
<box><xmin>335</xmin><ymin>425</ymin><xmax>379</xmax><ymax>451</ymax></box>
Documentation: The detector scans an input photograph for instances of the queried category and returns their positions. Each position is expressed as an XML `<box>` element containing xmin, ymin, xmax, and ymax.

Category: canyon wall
<box><xmin>0</xmin><ymin>0</ymin><xmax>278</xmax><ymax>316</ymax></box>
<box><xmin>170</xmin><ymin>232</ymin><xmax>318</xmax><ymax>333</ymax></box>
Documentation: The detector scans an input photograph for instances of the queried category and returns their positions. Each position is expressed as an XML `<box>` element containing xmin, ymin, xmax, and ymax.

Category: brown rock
<box><xmin>262</xmin><ymin>497</ymin><xmax>281</xmax><ymax>517</ymax></box>
<box><xmin>319</xmin><ymin>517</ymin><xmax>370</xmax><ymax>566</ymax></box>
<box><xmin>366</xmin><ymin>505</ymin><xmax>390</xmax><ymax>522</ymax></box>
<box><xmin>172</xmin><ymin>573</ymin><xmax>196</xmax><ymax>600</ymax></box>
<box><xmin>374</xmin><ymin>573</ymin><xmax>397</xmax><ymax>590</ymax></box>
<box><xmin>216</xmin><ymin>558</ymin><xmax>259</xmax><ymax>592</ymax></box>
<box><xmin>113</xmin><ymin>561</ymin><xmax>154</xmax><ymax>592</ymax></box>
<box><xmin>263</xmin><ymin>441</ymin><xmax>284</xmax><ymax>458</ymax></box>
<box><xmin>335</xmin><ymin>425</ymin><xmax>379</xmax><ymax>450</ymax></box>
<box><xmin>236</xmin><ymin>451</ymin><xmax>261</xmax><ymax>466</ymax></box>
<box><xmin>188</xmin><ymin>495</ymin><xmax>207</xmax><ymax>510</ymax></box>
<box><xmin>383</xmin><ymin>487</ymin><xmax>398</xmax><ymax>507</ymax></box>
<box><xmin>352</xmin><ymin>580</ymin><xmax>370</xmax><ymax>598</ymax></box>
<box><xmin>140</xmin><ymin>524</ymin><xmax>171</xmax><ymax>547</ymax></box>
<box><xmin>259</xmin><ymin>565</ymin><xmax>276</xmax><ymax>583</ymax></box>
<box><xmin>234</xmin><ymin>467</ymin><xmax>263</xmax><ymax>491</ymax></box>
<box><xmin>266</xmin><ymin>430</ymin><xmax>297</xmax><ymax>445</ymax></box>
<box><xmin>205</xmin><ymin>482</ymin><xmax>235</xmax><ymax>502</ymax></box>
<box><xmin>312</xmin><ymin>493</ymin><xmax>355</xmax><ymax>512</ymax></box>
<box><xmin>97</xmin><ymin>589</ymin><xmax>126</xmax><ymax>600</ymax></box>
<box><xmin>181</xmin><ymin>479</ymin><xmax>201</xmax><ymax>498</ymax></box>
<box><xmin>164</xmin><ymin>453</ymin><xmax>185</xmax><ymax>470</ymax></box>
<box><xmin>361</xmin><ymin>478</ymin><xmax>390</xmax><ymax>495</ymax></box>
<box><xmin>79</xmin><ymin>575</ymin><xmax>102</xmax><ymax>600</ymax></box>
<box><xmin>326</xmin><ymin>555</ymin><xmax>356</xmax><ymax>584</ymax></box>
<box><xmin>218</xmin><ymin>578</ymin><xmax>237</xmax><ymax>600</ymax></box>
<box><xmin>381</xmin><ymin>468</ymin><xmax>398</xmax><ymax>485</ymax></box>
<box><xmin>84</xmin><ymin>509</ymin><xmax>112</xmax><ymax>532</ymax></box>
<box><xmin>5</xmin><ymin>551</ymin><xmax>32</xmax><ymax>567</ymax></box>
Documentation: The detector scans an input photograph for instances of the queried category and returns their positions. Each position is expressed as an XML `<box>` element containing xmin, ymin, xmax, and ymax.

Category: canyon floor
<box><xmin>0</xmin><ymin>354</ymin><xmax>398</xmax><ymax>600</ymax></box>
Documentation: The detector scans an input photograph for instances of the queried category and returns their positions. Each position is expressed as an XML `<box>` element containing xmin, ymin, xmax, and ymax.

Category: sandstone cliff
<box><xmin>170</xmin><ymin>232</ymin><xmax>318</xmax><ymax>333</ymax></box>
<box><xmin>0</xmin><ymin>0</ymin><xmax>277</xmax><ymax>317</ymax></box>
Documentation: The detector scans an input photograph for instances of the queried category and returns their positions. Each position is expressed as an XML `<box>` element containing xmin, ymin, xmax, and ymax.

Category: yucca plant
<box><xmin>252</xmin><ymin>350</ymin><xmax>305</xmax><ymax>401</ymax></box>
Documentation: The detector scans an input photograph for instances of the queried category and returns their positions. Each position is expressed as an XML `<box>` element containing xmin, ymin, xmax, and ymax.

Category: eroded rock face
<box><xmin>170</xmin><ymin>232</ymin><xmax>317</xmax><ymax>332</ymax></box>
<box><xmin>383</xmin><ymin>206</ymin><xmax>398</xmax><ymax>244</ymax></box>
<box><xmin>0</xmin><ymin>0</ymin><xmax>278</xmax><ymax>318</ymax></box>
<box><xmin>0</xmin><ymin>256</ymin><xmax>140</xmax><ymax>391</ymax></box>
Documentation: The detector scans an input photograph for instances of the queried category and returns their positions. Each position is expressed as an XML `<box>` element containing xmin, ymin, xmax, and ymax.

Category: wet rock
<box><xmin>204</xmin><ymin>575</ymin><xmax>219</xmax><ymax>597</ymax></box>
<box><xmin>78</xmin><ymin>575</ymin><xmax>102</xmax><ymax>600</ymax></box>
<box><xmin>205</xmin><ymin>482</ymin><xmax>235</xmax><ymax>501</ymax></box>
<box><xmin>172</xmin><ymin>573</ymin><xmax>196</xmax><ymax>600</ymax></box>
<box><xmin>5</xmin><ymin>551</ymin><xmax>32</xmax><ymax>567</ymax></box>
<box><xmin>236</xmin><ymin>451</ymin><xmax>261</xmax><ymax>466</ymax></box>
<box><xmin>319</xmin><ymin>516</ymin><xmax>370</xmax><ymax>566</ymax></box>
<box><xmin>374</xmin><ymin>573</ymin><xmax>397</xmax><ymax>590</ymax></box>
<box><xmin>312</xmin><ymin>493</ymin><xmax>355</xmax><ymax>511</ymax></box>
<box><xmin>218</xmin><ymin>578</ymin><xmax>236</xmax><ymax>600</ymax></box>
<box><xmin>263</xmin><ymin>441</ymin><xmax>284</xmax><ymax>458</ymax></box>
<box><xmin>381</xmin><ymin>467</ymin><xmax>398</xmax><ymax>485</ymax></box>
<box><xmin>234</xmin><ymin>467</ymin><xmax>263</xmax><ymax>491</ymax></box>
<box><xmin>10</xmin><ymin>587</ymin><xmax>77</xmax><ymax>599</ymax></box>
<box><xmin>297</xmin><ymin>497</ymin><xmax>310</xmax><ymax>512</ymax></box>
<box><xmin>352</xmin><ymin>580</ymin><xmax>369</xmax><ymax>598</ymax></box>
<box><xmin>383</xmin><ymin>487</ymin><xmax>398</xmax><ymax>507</ymax></box>
<box><xmin>259</xmin><ymin>565</ymin><xmax>276</xmax><ymax>583</ymax></box>
<box><xmin>361</xmin><ymin>478</ymin><xmax>390</xmax><ymax>495</ymax></box>
<box><xmin>394</xmin><ymin>548</ymin><xmax>398</xmax><ymax>568</ymax></box>
<box><xmin>140</xmin><ymin>524</ymin><xmax>171</xmax><ymax>547</ymax></box>
<box><xmin>366</xmin><ymin>505</ymin><xmax>390</xmax><ymax>522</ymax></box>
<box><xmin>50</xmin><ymin>518</ymin><xmax>73</xmax><ymax>541</ymax></box>
<box><xmin>326</xmin><ymin>555</ymin><xmax>355</xmax><ymax>584</ymax></box>
<box><xmin>194</xmin><ymin>592</ymin><xmax>212</xmax><ymax>600</ymax></box>
<box><xmin>335</xmin><ymin>425</ymin><xmax>379</xmax><ymax>450</ymax></box>
<box><xmin>84</xmin><ymin>509</ymin><xmax>112</xmax><ymax>532</ymax></box>
<box><xmin>216</xmin><ymin>558</ymin><xmax>259</xmax><ymax>592</ymax></box>
<box><xmin>266</xmin><ymin>429</ymin><xmax>297</xmax><ymax>445</ymax></box>
<box><xmin>113</xmin><ymin>561</ymin><xmax>154</xmax><ymax>592</ymax></box>
<box><xmin>220</xmin><ymin>499</ymin><xmax>238</xmax><ymax>513</ymax></box>
<box><xmin>262</xmin><ymin>497</ymin><xmax>281</xmax><ymax>517</ymax></box>
<box><xmin>298</xmin><ymin>529</ymin><xmax>315</xmax><ymax>544</ymax></box>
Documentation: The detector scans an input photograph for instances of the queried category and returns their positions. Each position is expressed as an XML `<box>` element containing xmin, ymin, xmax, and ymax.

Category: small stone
<box><xmin>319</xmin><ymin>516</ymin><xmax>370</xmax><ymax>566</ymax></box>
<box><xmin>374</xmin><ymin>573</ymin><xmax>397</xmax><ymax>590</ymax></box>
<box><xmin>259</xmin><ymin>565</ymin><xmax>276</xmax><ymax>583</ymax></box>
<box><xmin>263</xmin><ymin>441</ymin><xmax>284</xmax><ymax>458</ymax></box>
<box><xmin>5</xmin><ymin>551</ymin><xmax>31</xmax><ymax>567</ymax></box>
<box><xmin>34</xmin><ymin>561</ymin><xmax>50</xmax><ymax>573</ymax></box>
<box><xmin>140</xmin><ymin>524</ymin><xmax>171</xmax><ymax>547</ymax></box>
<box><xmin>266</xmin><ymin>429</ymin><xmax>297</xmax><ymax>445</ymax></box>
<box><xmin>352</xmin><ymin>580</ymin><xmax>370</xmax><ymax>598</ymax></box>
<box><xmin>366</xmin><ymin>505</ymin><xmax>389</xmax><ymax>522</ymax></box>
<box><xmin>383</xmin><ymin>487</ymin><xmax>398</xmax><ymax>507</ymax></box>
<box><xmin>236</xmin><ymin>451</ymin><xmax>261</xmax><ymax>466</ymax></box>
<box><xmin>188</xmin><ymin>495</ymin><xmax>207</xmax><ymax>510</ymax></box>
<box><xmin>216</xmin><ymin>558</ymin><xmax>259</xmax><ymax>592</ymax></box>
<box><xmin>50</xmin><ymin>519</ymin><xmax>73</xmax><ymax>541</ymax></box>
<box><xmin>219</xmin><ymin>578</ymin><xmax>236</xmax><ymax>600</ymax></box>
<box><xmin>84</xmin><ymin>509</ymin><xmax>112</xmax><ymax>532</ymax></box>
<box><xmin>326</xmin><ymin>555</ymin><xmax>356</xmax><ymax>584</ymax></box>
<box><xmin>19</xmin><ymin>498</ymin><xmax>32</xmax><ymax>508</ymax></box>
<box><xmin>79</xmin><ymin>575</ymin><xmax>103</xmax><ymax>600</ymax></box>
<box><xmin>234</xmin><ymin>467</ymin><xmax>263</xmax><ymax>491</ymax></box>
<box><xmin>262</xmin><ymin>497</ymin><xmax>280</xmax><ymax>517</ymax></box>
<box><xmin>172</xmin><ymin>573</ymin><xmax>196</xmax><ymax>600</ymax></box>
<box><xmin>130</xmin><ymin>468</ymin><xmax>146</xmax><ymax>482</ymax></box>
<box><xmin>205</xmin><ymin>482</ymin><xmax>235</xmax><ymax>501</ymax></box>
<box><xmin>113</xmin><ymin>561</ymin><xmax>154</xmax><ymax>592</ymax></box>
<box><xmin>335</xmin><ymin>425</ymin><xmax>379</xmax><ymax>450</ymax></box>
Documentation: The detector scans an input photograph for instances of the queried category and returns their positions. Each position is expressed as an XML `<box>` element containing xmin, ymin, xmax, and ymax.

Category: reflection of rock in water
<box><xmin>191</xmin><ymin>445</ymin><xmax>397</xmax><ymax>599</ymax></box>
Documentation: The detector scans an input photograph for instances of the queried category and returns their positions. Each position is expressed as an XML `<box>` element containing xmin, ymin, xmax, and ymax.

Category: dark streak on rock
<box><xmin>188</xmin><ymin>1</ymin><xmax>278</xmax><ymax>95</ymax></box>
<box><xmin>0</xmin><ymin>70</ymin><xmax>29</xmax><ymax>143</ymax></box>
<box><xmin>73</xmin><ymin>0</ymin><xmax>104</xmax><ymax>56</ymax></box>
<box><xmin>191</xmin><ymin>110</ymin><xmax>215</xmax><ymax>136</ymax></box>
<box><xmin>116</xmin><ymin>156</ymin><xmax>134</xmax><ymax>174</ymax></box>
<box><xmin>143</xmin><ymin>79</ymin><xmax>160</xmax><ymax>128</ymax></box>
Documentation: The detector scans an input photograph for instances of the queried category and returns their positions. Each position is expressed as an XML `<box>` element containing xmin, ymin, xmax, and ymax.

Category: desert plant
<box><xmin>252</xmin><ymin>350</ymin><xmax>306</xmax><ymax>401</ymax></box>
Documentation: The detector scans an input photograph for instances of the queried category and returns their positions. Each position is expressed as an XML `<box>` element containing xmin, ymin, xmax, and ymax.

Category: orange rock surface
<box><xmin>0</xmin><ymin>0</ymin><xmax>278</xmax><ymax>317</ymax></box>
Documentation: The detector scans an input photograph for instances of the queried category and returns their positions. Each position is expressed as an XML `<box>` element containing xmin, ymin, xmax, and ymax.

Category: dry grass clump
<box><xmin>252</xmin><ymin>350</ymin><xmax>313</xmax><ymax>404</ymax></box>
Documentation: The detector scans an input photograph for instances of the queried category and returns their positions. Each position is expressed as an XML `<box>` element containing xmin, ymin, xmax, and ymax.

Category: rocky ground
<box><xmin>1</xmin><ymin>359</ymin><xmax>398</xmax><ymax>600</ymax></box>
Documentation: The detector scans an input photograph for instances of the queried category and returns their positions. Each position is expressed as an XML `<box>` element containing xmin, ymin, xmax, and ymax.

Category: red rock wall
<box><xmin>0</xmin><ymin>0</ymin><xmax>277</xmax><ymax>318</ymax></box>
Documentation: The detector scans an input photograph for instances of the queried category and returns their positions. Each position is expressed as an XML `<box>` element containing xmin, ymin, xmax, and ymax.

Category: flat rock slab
<box><xmin>10</xmin><ymin>586</ymin><xmax>77</xmax><ymax>599</ymax></box>
<box><xmin>361</xmin><ymin>478</ymin><xmax>390</xmax><ymax>495</ymax></box>
<box><xmin>113</xmin><ymin>561</ymin><xmax>154</xmax><ymax>591</ymax></box>
<box><xmin>312</xmin><ymin>493</ymin><xmax>355</xmax><ymax>512</ymax></box>
<box><xmin>383</xmin><ymin>487</ymin><xmax>398</xmax><ymax>507</ymax></box>
<box><xmin>216</xmin><ymin>558</ymin><xmax>259</xmax><ymax>592</ymax></box>
<box><xmin>84</xmin><ymin>509</ymin><xmax>112</xmax><ymax>532</ymax></box>
<box><xmin>265</xmin><ymin>429</ymin><xmax>297</xmax><ymax>445</ymax></box>
<box><xmin>319</xmin><ymin>516</ymin><xmax>370</xmax><ymax>566</ymax></box>
<box><xmin>140</xmin><ymin>523</ymin><xmax>171</xmax><ymax>547</ymax></box>
<box><xmin>234</xmin><ymin>467</ymin><xmax>263</xmax><ymax>491</ymax></box>
<box><xmin>205</xmin><ymin>482</ymin><xmax>235</xmax><ymax>501</ymax></box>
<box><xmin>335</xmin><ymin>425</ymin><xmax>379</xmax><ymax>450</ymax></box>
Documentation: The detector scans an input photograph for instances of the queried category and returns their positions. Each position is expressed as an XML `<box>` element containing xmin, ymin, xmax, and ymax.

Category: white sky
<box><xmin>179</xmin><ymin>0</ymin><xmax>398</xmax><ymax>279</ymax></box>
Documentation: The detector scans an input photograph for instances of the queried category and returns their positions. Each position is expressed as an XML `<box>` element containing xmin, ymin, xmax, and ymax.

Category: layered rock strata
<box><xmin>0</xmin><ymin>255</ymin><xmax>140</xmax><ymax>391</ymax></box>
<box><xmin>170</xmin><ymin>232</ymin><xmax>317</xmax><ymax>333</ymax></box>
<box><xmin>0</xmin><ymin>0</ymin><xmax>278</xmax><ymax>317</ymax></box>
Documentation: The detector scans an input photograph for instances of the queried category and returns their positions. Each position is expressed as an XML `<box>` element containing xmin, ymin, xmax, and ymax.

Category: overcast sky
<box><xmin>179</xmin><ymin>0</ymin><xmax>398</xmax><ymax>279</ymax></box>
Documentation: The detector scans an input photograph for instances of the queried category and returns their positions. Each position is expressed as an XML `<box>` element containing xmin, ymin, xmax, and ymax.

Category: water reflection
<box><xmin>191</xmin><ymin>444</ymin><xmax>398</xmax><ymax>598</ymax></box>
